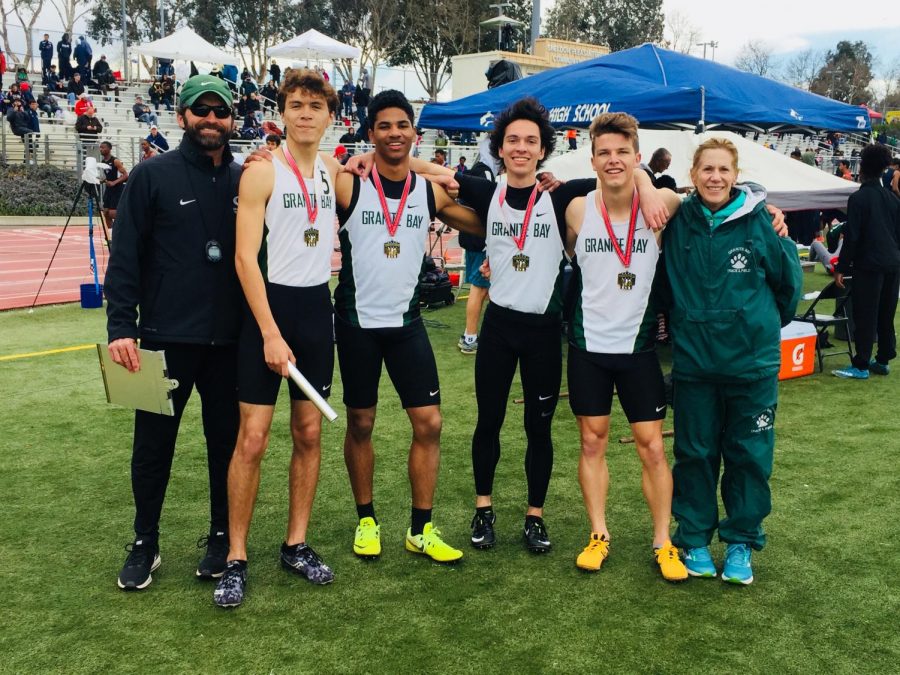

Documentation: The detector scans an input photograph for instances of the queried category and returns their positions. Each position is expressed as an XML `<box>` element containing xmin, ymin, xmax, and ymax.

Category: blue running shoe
<box><xmin>832</xmin><ymin>366</ymin><xmax>869</xmax><ymax>379</ymax></box>
<box><xmin>683</xmin><ymin>546</ymin><xmax>717</xmax><ymax>578</ymax></box>
<box><xmin>722</xmin><ymin>544</ymin><xmax>754</xmax><ymax>585</ymax></box>
<box><xmin>869</xmin><ymin>360</ymin><xmax>890</xmax><ymax>376</ymax></box>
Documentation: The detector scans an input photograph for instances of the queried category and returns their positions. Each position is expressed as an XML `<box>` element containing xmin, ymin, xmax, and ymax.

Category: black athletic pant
<box><xmin>850</xmin><ymin>269</ymin><xmax>900</xmax><ymax>369</ymax></box>
<box><xmin>131</xmin><ymin>341</ymin><xmax>239</xmax><ymax>541</ymax></box>
<box><xmin>472</xmin><ymin>304</ymin><xmax>562</xmax><ymax>508</ymax></box>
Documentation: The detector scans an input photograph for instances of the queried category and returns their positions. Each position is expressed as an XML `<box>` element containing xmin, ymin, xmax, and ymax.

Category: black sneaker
<box><xmin>280</xmin><ymin>543</ymin><xmax>334</xmax><ymax>585</ymax></box>
<box><xmin>470</xmin><ymin>510</ymin><xmax>496</xmax><ymax>549</ymax></box>
<box><xmin>196</xmin><ymin>530</ymin><xmax>228</xmax><ymax>579</ymax></box>
<box><xmin>213</xmin><ymin>560</ymin><xmax>247</xmax><ymax>608</ymax></box>
<box><xmin>117</xmin><ymin>538</ymin><xmax>161</xmax><ymax>590</ymax></box>
<box><xmin>523</xmin><ymin>517</ymin><xmax>552</xmax><ymax>553</ymax></box>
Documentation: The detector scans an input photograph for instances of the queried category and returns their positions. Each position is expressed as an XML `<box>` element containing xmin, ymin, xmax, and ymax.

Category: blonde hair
<box><xmin>691</xmin><ymin>137</ymin><xmax>740</xmax><ymax>174</ymax></box>
<box><xmin>589</xmin><ymin>112</ymin><xmax>640</xmax><ymax>153</ymax></box>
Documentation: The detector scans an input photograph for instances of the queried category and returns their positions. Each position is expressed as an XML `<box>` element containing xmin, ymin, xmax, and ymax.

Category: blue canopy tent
<box><xmin>419</xmin><ymin>44</ymin><xmax>869</xmax><ymax>134</ymax></box>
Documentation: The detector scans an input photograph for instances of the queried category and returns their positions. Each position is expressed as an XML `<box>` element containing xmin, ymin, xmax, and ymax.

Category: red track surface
<box><xmin>1</xmin><ymin>224</ymin><xmax>462</xmax><ymax>312</ymax></box>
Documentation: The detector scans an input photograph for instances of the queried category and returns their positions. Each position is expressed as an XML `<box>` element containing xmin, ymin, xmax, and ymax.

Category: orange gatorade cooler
<box><xmin>779</xmin><ymin>321</ymin><xmax>817</xmax><ymax>380</ymax></box>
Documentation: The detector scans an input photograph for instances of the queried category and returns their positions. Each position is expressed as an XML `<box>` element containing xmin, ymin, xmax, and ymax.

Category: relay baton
<box><xmin>287</xmin><ymin>362</ymin><xmax>338</xmax><ymax>422</ymax></box>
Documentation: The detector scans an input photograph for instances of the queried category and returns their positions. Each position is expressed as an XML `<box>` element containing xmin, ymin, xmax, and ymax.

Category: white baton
<box><xmin>287</xmin><ymin>362</ymin><xmax>338</xmax><ymax>422</ymax></box>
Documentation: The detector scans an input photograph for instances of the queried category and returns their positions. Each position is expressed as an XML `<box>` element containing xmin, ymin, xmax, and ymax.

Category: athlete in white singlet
<box><xmin>216</xmin><ymin>70</ymin><xmax>344</xmax><ymax>609</ymax></box>
<box><xmin>561</xmin><ymin>112</ymin><xmax>687</xmax><ymax>582</ymax></box>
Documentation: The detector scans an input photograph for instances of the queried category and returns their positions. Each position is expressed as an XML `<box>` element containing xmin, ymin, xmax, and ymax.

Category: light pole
<box><xmin>489</xmin><ymin>2</ymin><xmax>511</xmax><ymax>50</ymax></box>
<box><xmin>696</xmin><ymin>40</ymin><xmax>719</xmax><ymax>60</ymax></box>
<box><xmin>120</xmin><ymin>0</ymin><xmax>128</xmax><ymax>81</ymax></box>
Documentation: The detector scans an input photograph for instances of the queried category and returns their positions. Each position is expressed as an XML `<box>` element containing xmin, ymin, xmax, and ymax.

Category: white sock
<box><xmin>464</xmin><ymin>333</ymin><xmax>477</xmax><ymax>343</ymax></box>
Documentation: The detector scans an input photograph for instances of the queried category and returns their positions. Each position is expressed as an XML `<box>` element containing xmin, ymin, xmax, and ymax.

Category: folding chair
<box><xmin>794</xmin><ymin>278</ymin><xmax>854</xmax><ymax>372</ymax></box>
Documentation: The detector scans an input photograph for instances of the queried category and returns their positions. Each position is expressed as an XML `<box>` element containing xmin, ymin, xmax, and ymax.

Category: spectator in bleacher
<box><xmin>264</xmin><ymin>133</ymin><xmax>280</xmax><ymax>150</ymax></box>
<box><xmin>354</xmin><ymin>84</ymin><xmax>369</xmax><ymax>129</ymax></box>
<box><xmin>566</xmin><ymin>128</ymin><xmax>577</xmax><ymax>150</ymax></box>
<box><xmin>16</xmin><ymin>66</ymin><xmax>29</xmax><ymax>86</ymax></box>
<box><xmin>139</xmin><ymin>138</ymin><xmax>157</xmax><ymax>161</ymax></box>
<box><xmin>149</xmin><ymin>79</ymin><xmax>165</xmax><ymax>111</ymax></box>
<box><xmin>239</xmin><ymin>74</ymin><xmax>258</xmax><ymax>98</ymax></box>
<box><xmin>239</xmin><ymin>111</ymin><xmax>262</xmax><ymax>140</ymax></box>
<box><xmin>246</xmin><ymin>92</ymin><xmax>261</xmax><ymax>120</ymax></box>
<box><xmin>39</xmin><ymin>34</ymin><xmax>53</xmax><ymax>84</ymax></box>
<box><xmin>132</xmin><ymin>95</ymin><xmax>158</xmax><ymax>126</ymax></box>
<box><xmin>434</xmin><ymin>129</ymin><xmax>449</xmax><ymax>148</ymax></box>
<box><xmin>160</xmin><ymin>75</ymin><xmax>175</xmax><ymax>110</ymax></box>
<box><xmin>19</xmin><ymin>81</ymin><xmax>35</xmax><ymax>105</ymax></box>
<box><xmin>57</xmin><ymin>33</ymin><xmax>73</xmax><ymax>79</ymax></box>
<box><xmin>240</xmin><ymin>67</ymin><xmax>252</xmax><ymax>81</ymax></box>
<box><xmin>37</xmin><ymin>89</ymin><xmax>62</xmax><ymax>118</ymax></box>
<box><xmin>340</xmin><ymin>81</ymin><xmax>355</xmax><ymax>119</ymax></box>
<box><xmin>47</xmin><ymin>65</ymin><xmax>63</xmax><ymax>93</ymax></box>
<box><xmin>157</xmin><ymin>59</ymin><xmax>174</xmax><ymax>78</ymax></box>
<box><xmin>455</xmin><ymin>155</ymin><xmax>467</xmax><ymax>174</ymax></box>
<box><xmin>809</xmin><ymin>221</ymin><xmax>843</xmax><ymax>274</ymax></box>
<box><xmin>837</xmin><ymin>159</ymin><xmax>853</xmax><ymax>181</ymax></box>
<box><xmin>2</xmin><ymin>83</ymin><xmax>23</xmax><ymax>112</ymax></box>
<box><xmin>259</xmin><ymin>80</ymin><xmax>277</xmax><ymax>115</ymax></box>
<box><xmin>333</xmin><ymin>143</ymin><xmax>349</xmax><ymax>164</ymax></box>
<box><xmin>268</xmin><ymin>59</ymin><xmax>281</xmax><ymax>86</ymax></box>
<box><xmin>66</xmin><ymin>72</ymin><xmax>85</xmax><ymax>106</ymax></box>
<box><xmin>147</xmin><ymin>124</ymin><xmax>168</xmax><ymax>152</ymax></box>
<box><xmin>432</xmin><ymin>148</ymin><xmax>448</xmax><ymax>167</ymax></box>
<box><xmin>75</xmin><ymin>103</ymin><xmax>103</xmax><ymax>146</ymax></box>
<box><xmin>94</xmin><ymin>55</ymin><xmax>118</xmax><ymax>95</ymax></box>
<box><xmin>6</xmin><ymin>99</ymin><xmax>34</xmax><ymax>158</ymax></box>
<box><xmin>260</xmin><ymin>119</ymin><xmax>281</xmax><ymax>139</ymax></box>
<box><xmin>338</xmin><ymin>125</ymin><xmax>356</xmax><ymax>154</ymax></box>
<box><xmin>74</xmin><ymin>93</ymin><xmax>93</xmax><ymax>117</ymax></box>
<box><xmin>73</xmin><ymin>36</ymin><xmax>93</xmax><ymax>82</ymax></box>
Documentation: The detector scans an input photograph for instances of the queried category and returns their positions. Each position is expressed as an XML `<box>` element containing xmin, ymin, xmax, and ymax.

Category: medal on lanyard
<box><xmin>283</xmin><ymin>144</ymin><xmax>323</xmax><ymax>247</ymax></box>
<box><xmin>371</xmin><ymin>165</ymin><xmax>412</xmax><ymax>259</ymax></box>
<box><xmin>598</xmin><ymin>190</ymin><xmax>640</xmax><ymax>290</ymax></box>
<box><xmin>499</xmin><ymin>184</ymin><xmax>539</xmax><ymax>271</ymax></box>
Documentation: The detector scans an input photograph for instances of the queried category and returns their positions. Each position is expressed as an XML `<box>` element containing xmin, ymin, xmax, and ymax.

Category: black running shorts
<box><xmin>238</xmin><ymin>282</ymin><xmax>334</xmax><ymax>405</ymax></box>
<box><xmin>335</xmin><ymin>314</ymin><xmax>440</xmax><ymax>409</ymax></box>
<box><xmin>567</xmin><ymin>346</ymin><xmax>666</xmax><ymax>422</ymax></box>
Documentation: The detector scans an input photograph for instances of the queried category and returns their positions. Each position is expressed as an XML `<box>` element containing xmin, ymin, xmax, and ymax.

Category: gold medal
<box><xmin>304</xmin><ymin>228</ymin><xmax>319</xmax><ymax>247</ymax></box>
<box><xmin>384</xmin><ymin>240</ymin><xmax>401</xmax><ymax>258</ymax></box>
<box><xmin>512</xmin><ymin>253</ymin><xmax>530</xmax><ymax>272</ymax></box>
<box><xmin>617</xmin><ymin>271</ymin><xmax>636</xmax><ymax>290</ymax></box>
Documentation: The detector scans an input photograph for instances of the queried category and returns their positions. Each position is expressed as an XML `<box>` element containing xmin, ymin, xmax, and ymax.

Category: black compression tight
<box><xmin>471</xmin><ymin>304</ymin><xmax>562</xmax><ymax>509</ymax></box>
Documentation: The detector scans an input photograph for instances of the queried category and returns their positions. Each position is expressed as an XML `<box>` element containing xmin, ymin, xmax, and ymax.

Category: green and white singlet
<box><xmin>335</xmin><ymin>174</ymin><xmax>432</xmax><ymax>328</ymax></box>
<box><xmin>485</xmin><ymin>185</ymin><xmax>565</xmax><ymax>315</ymax></box>
<box><xmin>570</xmin><ymin>190</ymin><xmax>659</xmax><ymax>353</ymax></box>
<box><xmin>261</xmin><ymin>155</ymin><xmax>335</xmax><ymax>287</ymax></box>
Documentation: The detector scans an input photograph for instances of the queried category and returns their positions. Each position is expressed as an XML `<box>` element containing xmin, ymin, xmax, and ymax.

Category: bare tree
<box><xmin>48</xmin><ymin>0</ymin><xmax>92</xmax><ymax>38</ymax></box>
<box><xmin>665</xmin><ymin>9</ymin><xmax>700</xmax><ymax>54</ymax></box>
<box><xmin>734</xmin><ymin>39</ymin><xmax>777</xmax><ymax>77</ymax></box>
<box><xmin>334</xmin><ymin>0</ymin><xmax>405</xmax><ymax>90</ymax></box>
<box><xmin>783</xmin><ymin>48</ymin><xmax>824</xmax><ymax>90</ymax></box>
<box><xmin>879</xmin><ymin>57</ymin><xmax>900</xmax><ymax>109</ymax></box>
<box><xmin>13</xmin><ymin>0</ymin><xmax>44</xmax><ymax>68</ymax></box>
<box><xmin>1</xmin><ymin>0</ymin><xmax>17</xmax><ymax>60</ymax></box>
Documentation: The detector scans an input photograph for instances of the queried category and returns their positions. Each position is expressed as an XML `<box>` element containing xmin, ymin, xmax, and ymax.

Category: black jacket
<box><xmin>105</xmin><ymin>136</ymin><xmax>243</xmax><ymax>344</ymax></box>
<box><xmin>39</xmin><ymin>40</ymin><xmax>53</xmax><ymax>61</ymax></box>
<box><xmin>836</xmin><ymin>181</ymin><xmax>900</xmax><ymax>274</ymax></box>
<box><xmin>57</xmin><ymin>39</ymin><xmax>71</xmax><ymax>61</ymax></box>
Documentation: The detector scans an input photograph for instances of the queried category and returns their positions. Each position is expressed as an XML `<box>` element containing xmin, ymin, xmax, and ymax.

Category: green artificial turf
<box><xmin>1</xmin><ymin>271</ymin><xmax>899</xmax><ymax>674</ymax></box>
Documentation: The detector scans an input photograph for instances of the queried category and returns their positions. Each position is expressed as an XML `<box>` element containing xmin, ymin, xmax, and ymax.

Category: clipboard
<box><xmin>97</xmin><ymin>344</ymin><xmax>179</xmax><ymax>416</ymax></box>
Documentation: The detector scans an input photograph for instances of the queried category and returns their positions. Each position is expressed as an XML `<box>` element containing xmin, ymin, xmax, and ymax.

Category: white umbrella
<box><xmin>267</xmin><ymin>29</ymin><xmax>360</xmax><ymax>61</ymax></box>
<box><xmin>479</xmin><ymin>15</ymin><xmax>525</xmax><ymax>29</ymax></box>
<box><xmin>134</xmin><ymin>26</ymin><xmax>238</xmax><ymax>65</ymax></box>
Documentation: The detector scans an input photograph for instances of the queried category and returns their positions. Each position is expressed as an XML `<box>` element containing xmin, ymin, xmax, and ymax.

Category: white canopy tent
<box><xmin>134</xmin><ymin>27</ymin><xmax>239</xmax><ymax>65</ymax></box>
<box><xmin>544</xmin><ymin>130</ymin><xmax>857</xmax><ymax>211</ymax></box>
<box><xmin>267</xmin><ymin>29</ymin><xmax>360</xmax><ymax>61</ymax></box>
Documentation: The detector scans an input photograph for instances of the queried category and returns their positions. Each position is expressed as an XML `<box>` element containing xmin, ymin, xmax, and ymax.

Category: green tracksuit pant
<box><xmin>671</xmin><ymin>376</ymin><xmax>778</xmax><ymax>551</ymax></box>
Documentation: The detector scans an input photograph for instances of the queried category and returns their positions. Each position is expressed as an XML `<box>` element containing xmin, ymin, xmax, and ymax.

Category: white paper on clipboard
<box><xmin>96</xmin><ymin>344</ymin><xmax>179</xmax><ymax>416</ymax></box>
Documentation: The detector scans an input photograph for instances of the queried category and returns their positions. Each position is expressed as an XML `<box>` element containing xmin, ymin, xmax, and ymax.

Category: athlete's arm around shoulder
<box><xmin>564</xmin><ymin>196</ymin><xmax>587</xmax><ymax>257</ymax></box>
<box><xmin>432</xmin><ymin>181</ymin><xmax>485</xmax><ymax>237</ymax></box>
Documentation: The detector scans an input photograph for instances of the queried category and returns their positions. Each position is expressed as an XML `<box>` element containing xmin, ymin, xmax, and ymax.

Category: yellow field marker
<box><xmin>0</xmin><ymin>344</ymin><xmax>95</xmax><ymax>362</ymax></box>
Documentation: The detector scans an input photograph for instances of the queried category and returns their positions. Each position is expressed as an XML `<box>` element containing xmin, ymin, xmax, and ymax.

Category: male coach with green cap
<box><xmin>106</xmin><ymin>75</ymin><xmax>243</xmax><ymax>591</ymax></box>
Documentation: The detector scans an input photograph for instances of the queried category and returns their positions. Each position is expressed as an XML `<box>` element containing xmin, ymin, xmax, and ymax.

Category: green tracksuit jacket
<box><xmin>659</xmin><ymin>186</ymin><xmax>803</xmax><ymax>383</ymax></box>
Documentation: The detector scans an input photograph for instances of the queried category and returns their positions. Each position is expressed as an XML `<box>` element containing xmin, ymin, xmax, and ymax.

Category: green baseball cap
<box><xmin>179</xmin><ymin>74</ymin><xmax>234</xmax><ymax>108</ymax></box>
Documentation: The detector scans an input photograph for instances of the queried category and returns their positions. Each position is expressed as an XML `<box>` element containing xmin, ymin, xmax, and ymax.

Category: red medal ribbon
<box><xmin>598</xmin><ymin>189</ymin><xmax>639</xmax><ymax>268</ymax></box>
<box><xmin>371</xmin><ymin>165</ymin><xmax>412</xmax><ymax>238</ymax></box>
<box><xmin>283</xmin><ymin>144</ymin><xmax>318</xmax><ymax>226</ymax></box>
<box><xmin>498</xmin><ymin>183</ymin><xmax>540</xmax><ymax>251</ymax></box>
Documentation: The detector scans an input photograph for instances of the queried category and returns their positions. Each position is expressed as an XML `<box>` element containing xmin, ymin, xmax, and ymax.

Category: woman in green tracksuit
<box><xmin>658</xmin><ymin>138</ymin><xmax>802</xmax><ymax>585</ymax></box>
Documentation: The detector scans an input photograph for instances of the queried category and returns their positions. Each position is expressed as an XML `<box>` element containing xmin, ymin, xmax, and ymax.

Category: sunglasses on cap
<box><xmin>188</xmin><ymin>103</ymin><xmax>232</xmax><ymax>119</ymax></box>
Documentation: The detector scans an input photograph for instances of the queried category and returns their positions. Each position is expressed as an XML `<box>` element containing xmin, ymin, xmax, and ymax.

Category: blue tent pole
<box><xmin>698</xmin><ymin>86</ymin><xmax>706</xmax><ymax>134</ymax></box>
<box><xmin>87</xmin><ymin>195</ymin><xmax>100</xmax><ymax>294</ymax></box>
